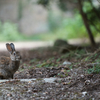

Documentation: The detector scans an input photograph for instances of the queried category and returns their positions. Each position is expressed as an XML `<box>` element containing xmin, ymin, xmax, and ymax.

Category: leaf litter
<box><xmin>0</xmin><ymin>45</ymin><xmax>100</xmax><ymax>99</ymax></box>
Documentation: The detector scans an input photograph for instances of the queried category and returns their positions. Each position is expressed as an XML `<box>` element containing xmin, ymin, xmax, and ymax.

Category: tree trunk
<box><xmin>78</xmin><ymin>0</ymin><xmax>96</xmax><ymax>46</ymax></box>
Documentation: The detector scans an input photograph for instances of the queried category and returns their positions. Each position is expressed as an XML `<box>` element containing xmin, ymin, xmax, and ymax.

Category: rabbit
<box><xmin>0</xmin><ymin>43</ymin><xmax>21</xmax><ymax>79</ymax></box>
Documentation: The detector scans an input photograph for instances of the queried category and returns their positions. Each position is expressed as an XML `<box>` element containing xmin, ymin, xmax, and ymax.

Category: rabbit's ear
<box><xmin>10</xmin><ymin>43</ymin><xmax>15</xmax><ymax>51</ymax></box>
<box><xmin>6</xmin><ymin>43</ymin><xmax>13</xmax><ymax>53</ymax></box>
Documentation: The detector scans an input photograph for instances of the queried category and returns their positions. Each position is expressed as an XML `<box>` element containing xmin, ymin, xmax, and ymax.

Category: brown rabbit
<box><xmin>0</xmin><ymin>43</ymin><xmax>21</xmax><ymax>79</ymax></box>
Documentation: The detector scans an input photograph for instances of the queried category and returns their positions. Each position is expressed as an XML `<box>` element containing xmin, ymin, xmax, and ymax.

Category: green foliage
<box><xmin>58</xmin><ymin>0</ymin><xmax>68</xmax><ymax>11</ymax></box>
<box><xmin>0</xmin><ymin>10</ymin><xmax>99</xmax><ymax>41</ymax></box>
<box><xmin>48</xmin><ymin>10</ymin><xmax>63</xmax><ymax>31</ymax></box>
<box><xmin>36</xmin><ymin>61</ymin><xmax>53</xmax><ymax>68</ymax></box>
<box><xmin>37</xmin><ymin>0</ymin><xmax>49</xmax><ymax>7</ymax></box>
<box><xmin>33</xmin><ymin>13</ymin><xmax>90</xmax><ymax>41</ymax></box>
<box><xmin>87</xmin><ymin>65</ymin><xmax>100</xmax><ymax>74</ymax></box>
<box><xmin>36</xmin><ymin>12</ymin><xmax>100</xmax><ymax>41</ymax></box>
<box><xmin>37</xmin><ymin>0</ymin><xmax>100</xmax><ymax>44</ymax></box>
<box><xmin>0</xmin><ymin>21</ymin><xmax>25</xmax><ymax>41</ymax></box>
<box><xmin>83</xmin><ymin>1</ymin><xmax>100</xmax><ymax>33</ymax></box>
<box><xmin>0</xmin><ymin>21</ymin><xmax>42</xmax><ymax>41</ymax></box>
<box><xmin>62</xmin><ymin>14</ymin><xmax>88</xmax><ymax>39</ymax></box>
<box><xmin>83</xmin><ymin>1</ymin><xmax>92</xmax><ymax>12</ymax></box>
<box><xmin>29</xmin><ymin>59</ymin><xmax>39</xmax><ymax>64</ymax></box>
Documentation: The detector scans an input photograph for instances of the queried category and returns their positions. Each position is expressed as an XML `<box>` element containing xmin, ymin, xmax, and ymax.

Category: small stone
<box><xmin>82</xmin><ymin>91</ymin><xmax>87</xmax><ymax>97</ymax></box>
<box><xmin>7</xmin><ymin>93</ymin><xmax>12</xmax><ymax>97</ymax></box>
<box><xmin>80</xmin><ymin>74</ymin><xmax>84</xmax><ymax>78</ymax></box>
<box><xmin>63</xmin><ymin>61</ymin><xmax>71</xmax><ymax>65</ymax></box>
<box><xmin>85</xmin><ymin>80</ymin><xmax>90</xmax><ymax>85</ymax></box>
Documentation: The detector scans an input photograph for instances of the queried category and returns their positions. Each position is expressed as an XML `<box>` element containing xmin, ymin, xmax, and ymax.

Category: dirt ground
<box><xmin>0</xmin><ymin>44</ymin><xmax>100</xmax><ymax>100</ymax></box>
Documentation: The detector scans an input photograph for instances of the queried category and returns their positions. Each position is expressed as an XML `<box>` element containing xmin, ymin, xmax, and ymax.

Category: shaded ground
<box><xmin>0</xmin><ymin>44</ymin><xmax>100</xmax><ymax>100</ymax></box>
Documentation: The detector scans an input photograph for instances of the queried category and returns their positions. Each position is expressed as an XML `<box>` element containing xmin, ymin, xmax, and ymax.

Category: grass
<box><xmin>87</xmin><ymin>65</ymin><xmax>100</xmax><ymax>74</ymax></box>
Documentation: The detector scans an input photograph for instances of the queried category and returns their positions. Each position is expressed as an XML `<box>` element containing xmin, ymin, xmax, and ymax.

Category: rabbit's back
<box><xmin>0</xmin><ymin>56</ymin><xmax>12</xmax><ymax>79</ymax></box>
<box><xmin>0</xmin><ymin>56</ymin><xmax>11</xmax><ymax>68</ymax></box>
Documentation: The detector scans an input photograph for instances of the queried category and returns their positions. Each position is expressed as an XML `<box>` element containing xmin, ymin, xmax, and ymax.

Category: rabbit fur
<box><xmin>0</xmin><ymin>43</ymin><xmax>21</xmax><ymax>79</ymax></box>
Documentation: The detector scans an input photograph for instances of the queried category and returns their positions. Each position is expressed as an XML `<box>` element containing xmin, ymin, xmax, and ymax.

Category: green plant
<box><xmin>29</xmin><ymin>59</ymin><xmax>39</xmax><ymax>64</ymax></box>
<box><xmin>56</xmin><ymin>58</ymin><xmax>61</xmax><ymax>62</ymax></box>
<box><xmin>0</xmin><ymin>21</ymin><xmax>26</xmax><ymax>41</ymax></box>
<box><xmin>62</xmin><ymin>14</ymin><xmax>88</xmax><ymax>39</ymax></box>
<box><xmin>57</xmin><ymin>73</ymin><xmax>64</xmax><ymax>78</ymax></box>
<box><xmin>0</xmin><ymin>21</ymin><xmax>43</xmax><ymax>41</ymax></box>
<box><xmin>0</xmin><ymin>11</ymin><xmax>99</xmax><ymax>42</ymax></box>
<box><xmin>48</xmin><ymin>10</ymin><xmax>62</xmax><ymax>31</ymax></box>
<box><xmin>31</xmin><ymin>13</ymin><xmax>91</xmax><ymax>41</ymax></box>
<box><xmin>36</xmin><ymin>62</ymin><xmax>51</xmax><ymax>68</ymax></box>
<box><xmin>87</xmin><ymin>65</ymin><xmax>100</xmax><ymax>74</ymax></box>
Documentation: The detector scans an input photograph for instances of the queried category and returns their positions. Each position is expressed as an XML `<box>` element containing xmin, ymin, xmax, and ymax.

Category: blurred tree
<box><xmin>78</xmin><ymin>0</ymin><xmax>95</xmax><ymax>46</ymax></box>
<box><xmin>37</xmin><ymin>0</ymin><xmax>100</xmax><ymax>46</ymax></box>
